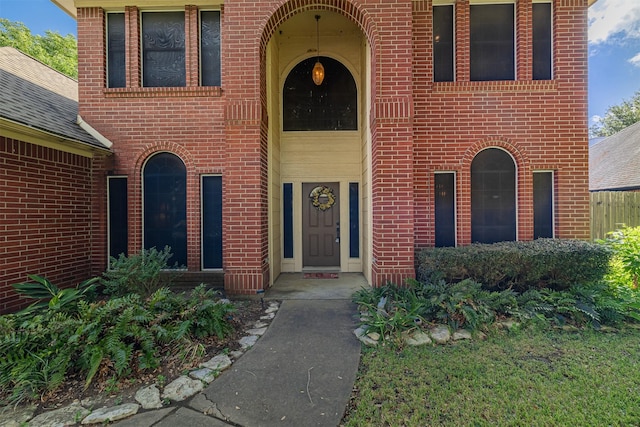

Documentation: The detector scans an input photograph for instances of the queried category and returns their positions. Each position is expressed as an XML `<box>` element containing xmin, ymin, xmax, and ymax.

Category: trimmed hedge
<box><xmin>417</xmin><ymin>239</ymin><xmax>612</xmax><ymax>291</ymax></box>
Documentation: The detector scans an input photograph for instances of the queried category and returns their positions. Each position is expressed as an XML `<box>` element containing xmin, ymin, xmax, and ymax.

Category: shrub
<box><xmin>0</xmin><ymin>276</ymin><xmax>235</xmax><ymax>405</ymax></box>
<box><xmin>102</xmin><ymin>246</ymin><xmax>180</xmax><ymax>297</ymax></box>
<box><xmin>417</xmin><ymin>239</ymin><xmax>611</xmax><ymax>292</ymax></box>
<box><xmin>599</xmin><ymin>226</ymin><xmax>640</xmax><ymax>289</ymax></box>
<box><xmin>12</xmin><ymin>275</ymin><xmax>98</xmax><ymax>316</ymax></box>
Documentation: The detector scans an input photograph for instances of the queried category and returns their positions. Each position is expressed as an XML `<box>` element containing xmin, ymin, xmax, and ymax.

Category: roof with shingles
<box><xmin>0</xmin><ymin>46</ymin><xmax>107</xmax><ymax>149</ymax></box>
<box><xmin>590</xmin><ymin>120</ymin><xmax>640</xmax><ymax>191</ymax></box>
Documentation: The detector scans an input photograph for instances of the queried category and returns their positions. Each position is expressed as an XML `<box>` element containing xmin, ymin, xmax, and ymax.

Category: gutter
<box><xmin>77</xmin><ymin>115</ymin><xmax>113</xmax><ymax>149</ymax></box>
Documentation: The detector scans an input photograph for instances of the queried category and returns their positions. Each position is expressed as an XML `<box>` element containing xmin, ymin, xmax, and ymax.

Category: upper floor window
<box><xmin>433</xmin><ymin>4</ymin><xmax>454</xmax><ymax>82</ymax></box>
<box><xmin>200</xmin><ymin>11</ymin><xmax>221</xmax><ymax>86</ymax></box>
<box><xmin>107</xmin><ymin>13</ymin><xmax>126</xmax><ymax>88</ymax></box>
<box><xmin>283</xmin><ymin>56</ymin><xmax>357</xmax><ymax>131</ymax></box>
<box><xmin>533</xmin><ymin>2</ymin><xmax>552</xmax><ymax>80</ymax></box>
<box><xmin>142</xmin><ymin>12</ymin><xmax>186</xmax><ymax>87</ymax></box>
<box><xmin>470</xmin><ymin>3</ymin><xmax>515</xmax><ymax>81</ymax></box>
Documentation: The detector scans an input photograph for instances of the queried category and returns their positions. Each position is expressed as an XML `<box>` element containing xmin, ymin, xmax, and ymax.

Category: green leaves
<box><xmin>1</xmin><ymin>276</ymin><xmax>236</xmax><ymax>404</ymax></box>
<box><xmin>0</xmin><ymin>19</ymin><xmax>77</xmax><ymax>78</ymax></box>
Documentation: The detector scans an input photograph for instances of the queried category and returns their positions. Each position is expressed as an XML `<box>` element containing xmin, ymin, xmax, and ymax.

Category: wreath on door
<box><xmin>309</xmin><ymin>185</ymin><xmax>336</xmax><ymax>211</ymax></box>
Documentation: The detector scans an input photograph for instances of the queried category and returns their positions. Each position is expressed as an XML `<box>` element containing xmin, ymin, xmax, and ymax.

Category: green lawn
<box><xmin>343</xmin><ymin>327</ymin><xmax>640</xmax><ymax>426</ymax></box>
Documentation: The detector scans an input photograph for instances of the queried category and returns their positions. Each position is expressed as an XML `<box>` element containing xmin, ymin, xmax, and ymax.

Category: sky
<box><xmin>0</xmin><ymin>0</ymin><xmax>639</xmax><ymax>126</ymax></box>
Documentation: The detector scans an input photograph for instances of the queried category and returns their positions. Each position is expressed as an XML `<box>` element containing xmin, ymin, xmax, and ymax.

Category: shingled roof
<box><xmin>0</xmin><ymin>46</ymin><xmax>109</xmax><ymax>150</ymax></box>
<box><xmin>590</xmin><ymin>121</ymin><xmax>640</xmax><ymax>191</ymax></box>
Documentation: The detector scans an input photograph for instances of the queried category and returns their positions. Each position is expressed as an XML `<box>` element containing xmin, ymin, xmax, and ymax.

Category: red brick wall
<box><xmin>0</xmin><ymin>137</ymin><xmax>98</xmax><ymax>313</ymax></box>
<box><xmin>412</xmin><ymin>0</ymin><xmax>590</xmax><ymax>249</ymax></box>
<box><xmin>75</xmin><ymin>0</ymin><xmax>590</xmax><ymax>292</ymax></box>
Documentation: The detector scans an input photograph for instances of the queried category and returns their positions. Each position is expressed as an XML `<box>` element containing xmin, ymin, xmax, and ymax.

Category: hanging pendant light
<box><xmin>312</xmin><ymin>15</ymin><xmax>325</xmax><ymax>85</ymax></box>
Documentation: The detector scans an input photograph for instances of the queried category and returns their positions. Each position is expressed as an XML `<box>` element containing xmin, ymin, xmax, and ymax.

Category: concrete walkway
<box><xmin>115</xmin><ymin>275</ymin><xmax>364</xmax><ymax>427</ymax></box>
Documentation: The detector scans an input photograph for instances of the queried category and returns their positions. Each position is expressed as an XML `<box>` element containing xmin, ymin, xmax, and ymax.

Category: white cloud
<box><xmin>589</xmin><ymin>0</ymin><xmax>640</xmax><ymax>44</ymax></box>
<box><xmin>629</xmin><ymin>52</ymin><xmax>640</xmax><ymax>67</ymax></box>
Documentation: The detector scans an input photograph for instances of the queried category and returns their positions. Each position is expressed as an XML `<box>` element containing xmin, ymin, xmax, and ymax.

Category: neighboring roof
<box><xmin>0</xmin><ymin>46</ymin><xmax>110</xmax><ymax>152</ymax></box>
<box><xmin>590</xmin><ymin>121</ymin><xmax>640</xmax><ymax>191</ymax></box>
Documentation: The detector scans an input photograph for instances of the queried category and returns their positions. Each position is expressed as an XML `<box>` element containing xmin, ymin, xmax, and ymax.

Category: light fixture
<box><xmin>312</xmin><ymin>14</ymin><xmax>325</xmax><ymax>86</ymax></box>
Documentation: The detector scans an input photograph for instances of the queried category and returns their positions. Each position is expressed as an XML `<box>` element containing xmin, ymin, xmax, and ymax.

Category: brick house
<box><xmin>52</xmin><ymin>0</ymin><xmax>593</xmax><ymax>296</ymax></box>
<box><xmin>0</xmin><ymin>47</ymin><xmax>111</xmax><ymax>313</ymax></box>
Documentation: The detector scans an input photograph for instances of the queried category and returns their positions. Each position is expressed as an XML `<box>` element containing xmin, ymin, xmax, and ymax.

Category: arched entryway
<box><xmin>263</xmin><ymin>8</ymin><xmax>372</xmax><ymax>284</ymax></box>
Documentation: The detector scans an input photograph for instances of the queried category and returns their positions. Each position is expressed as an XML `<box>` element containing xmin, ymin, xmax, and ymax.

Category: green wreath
<box><xmin>309</xmin><ymin>186</ymin><xmax>336</xmax><ymax>211</ymax></box>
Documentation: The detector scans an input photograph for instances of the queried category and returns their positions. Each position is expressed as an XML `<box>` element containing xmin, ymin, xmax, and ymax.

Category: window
<box><xmin>533</xmin><ymin>2</ymin><xmax>552</xmax><ymax>80</ymax></box>
<box><xmin>349</xmin><ymin>183</ymin><xmax>360</xmax><ymax>258</ymax></box>
<box><xmin>533</xmin><ymin>171</ymin><xmax>554</xmax><ymax>238</ymax></box>
<box><xmin>142</xmin><ymin>12</ymin><xmax>186</xmax><ymax>87</ymax></box>
<box><xmin>435</xmin><ymin>173</ymin><xmax>456</xmax><ymax>247</ymax></box>
<box><xmin>108</xmin><ymin>177</ymin><xmax>128</xmax><ymax>258</ymax></box>
<box><xmin>200</xmin><ymin>11</ymin><xmax>221</xmax><ymax>86</ymax></box>
<box><xmin>143</xmin><ymin>153</ymin><xmax>187</xmax><ymax>266</ymax></box>
<box><xmin>470</xmin><ymin>3</ymin><xmax>515</xmax><ymax>81</ymax></box>
<box><xmin>107</xmin><ymin>13</ymin><xmax>126</xmax><ymax>88</ymax></box>
<box><xmin>202</xmin><ymin>175</ymin><xmax>223</xmax><ymax>269</ymax></box>
<box><xmin>283</xmin><ymin>57</ymin><xmax>357</xmax><ymax>131</ymax></box>
<box><xmin>283</xmin><ymin>183</ymin><xmax>294</xmax><ymax>259</ymax></box>
<box><xmin>471</xmin><ymin>148</ymin><xmax>516</xmax><ymax>243</ymax></box>
<box><xmin>433</xmin><ymin>5</ymin><xmax>455</xmax><ymax>82</ymax></box>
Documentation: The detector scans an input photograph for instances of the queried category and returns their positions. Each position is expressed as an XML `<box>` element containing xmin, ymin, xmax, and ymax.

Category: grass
<box><xmin>343</xmin><ymin>327</ymin><xmax>640</xmax><ymax>426</ymax></box>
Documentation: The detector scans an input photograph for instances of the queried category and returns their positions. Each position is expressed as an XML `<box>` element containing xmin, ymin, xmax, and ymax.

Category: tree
<box><xmin>590</xmin><ymin>90</ymin><xmax>640</xmax><ymax>138</ymax></box>
<box><xmin>0</xmin><ymin>18</ymin><xmax>77</xmax><ymax>79</ymax></box>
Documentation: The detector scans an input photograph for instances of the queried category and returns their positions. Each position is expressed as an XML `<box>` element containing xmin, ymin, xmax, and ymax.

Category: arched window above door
<box><xmin>283</xmin><ymin>56</ymin><xmax>357</xmax><ymax>131</ymax></box>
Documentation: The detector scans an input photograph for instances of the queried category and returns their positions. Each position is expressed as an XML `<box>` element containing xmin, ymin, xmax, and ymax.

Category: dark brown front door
<box><xmin>302</xmin><ymin>182</ymin><xmax>340</xmax><ymax>267</ymax></box>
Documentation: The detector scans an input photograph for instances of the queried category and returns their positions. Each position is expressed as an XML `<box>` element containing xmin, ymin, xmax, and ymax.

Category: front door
<box><xmin>302</xmin><ymin>182</ymin><xmax>340</xmax><ymax>267</ymax></box>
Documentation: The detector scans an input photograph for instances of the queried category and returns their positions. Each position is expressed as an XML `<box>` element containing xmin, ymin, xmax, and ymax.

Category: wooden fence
<box><xmin>590</xmin><ymin>191</ymin><xmax>640</xmax><ymax>240</ymax></box>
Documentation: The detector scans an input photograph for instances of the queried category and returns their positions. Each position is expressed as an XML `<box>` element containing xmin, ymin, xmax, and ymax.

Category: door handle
<box><xmin>336</xmin><ymin>222</ymin><xmax>340</xmax><ymax>243</ymax></box>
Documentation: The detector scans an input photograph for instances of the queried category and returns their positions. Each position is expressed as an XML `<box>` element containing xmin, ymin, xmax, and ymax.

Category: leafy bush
<box><xmin>417</xmin><ymin>239</ymin><xmax>611</xmax><ymax>291</ymax></box>
<box><xmin>599</xmin><ymin>226</ymin><xmax>640</xmax><ymax>289</ymax></box>
<box><xmin>354</xmin><ymin>278</ymin><xmax>634</xmax><ymax>347</ymax></box>
<box><xmin>12</xmin><ymin>275</ymin><xmax>98</xmax><ymax>316</ymax></box>
<box><xmin>0</xmin><ymin>277</ymin><xmax>235</xmax><ymax>405</ymax></box>
<box><xmin>102</xmin><ymin>246</ymin><xmax>180</xmax><ymax>297</ymax></box>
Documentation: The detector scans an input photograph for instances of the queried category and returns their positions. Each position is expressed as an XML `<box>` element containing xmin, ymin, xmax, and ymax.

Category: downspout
<box><xmin>76</xmin><ymin>115</ymin><xmax>113</xmax><ymax>149</ymax></box>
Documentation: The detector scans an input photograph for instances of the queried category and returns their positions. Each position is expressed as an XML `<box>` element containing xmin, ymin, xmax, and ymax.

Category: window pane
<box><xmin>349</xmin><ymin>183</ymin><xmax>360</xmax><ymax>258</ymax></box>
<box><xmin>533</xmin><ymin>3</ymin><xmax>552</xmax><ymax>80</ymax></box>
<box><xmin>470</xmin><ymin>4</ymin><xmax>515</xmax><ymax>81</ymax></box>
<box><xmin>142</xmin><ymin>12</ymin><xmax>186</xmax><ymax>87</ymax></box>
<box><xmin>435</xmin><ymin>173</ymin><xmax>456</xmax><ymax>247</ymax></box>
<box><xmin>283</xmin><ymin>57</ymin><xmax>357</xmax><ymax>131</ymax></box>
<box><xmin>201</xmin><ymin>11</ymin><xmax>221</xmax><ymax>86</ymax></box>
<box><xmin>534</xmin><ymin>172</ymin><xmax>554</xmax><ymax>238</ymax></box>
<box><xmin>144</xmin><ymin>153</ymin><xmax>187</xmax><ymax>266</ymax></box>
<box><xmin>471</xmin><ymin>148</ymin><xmax>516</xmax><ymax>243</ymax></box>
<box><xmin>283</xmin><ymin>183</ymin><xmax>294</xmax><ymax>258</ymax></box>
<box><xmin>433</xmin><ymin>5</ymin><xmax>454</xmax><ymax>82</ymax></box>
<box><xmin>202</xmin><ymin>176</ymin><xmax>223</xmax><ymax>269</ymax></box>
<box><xmin>108</xmin><ymin>177</ymin><xmax>128</xmax><ymax>258</ymax></box>
<box><xmin>107</xmin><ymin>13</ymin><xmax>126</xmax><ymax>88</ymax></box>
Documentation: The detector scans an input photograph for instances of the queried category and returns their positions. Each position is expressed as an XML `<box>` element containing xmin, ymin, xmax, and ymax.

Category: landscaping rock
<box><xmin>260</xmin><ymin>312</ymin><xmax>276</xmax><ymax>320</ymax></box>
<box><xmin>189</xmin><ymin>367</ymin><xmax>217</xmax><ymax>383</ymax></box>
<box><xmin>162</xmin><ymin>376</ymin><xmax>204</xmax><ymax>402</ymax></box>
<box><xmin>497</xmin><ymin>320</ymin><xmax>520</xmax><ymax>330</ymax></box>
<box><xmin>354</xmin><ymin>326</ymin><xmax>379</xmax><ymax>346</ymax></box>
<box><xmin>239</xmin><ymin>335</ymin><xmax>259</xmax><ymax>349</ymax></box>
<box><xmin>81</xmin><ymin>403</ymin><xmax>139</xmax><ymax>424</ymax></box>
<box><xmin>429</xmin><ymin>325</ymin><xmax>451</xmax><ymax>344</ymax></box>
<box><xmin>403</xmin><ymin>330</ymin><xmax>432</xmax><ymax>346</ymax></box>
<box><xmin>246</xmin><ymin>327</ymin><xmax>267</xmax><ymax>336</ymax></box>
<box><xmin>452</xmin><ymin>329</ymin><xmax>473</xmax><ymax>341</ymax></box>
<box><xmin>253</xmin><ymin>320</ymin><xmax>269</xmax><ymax>328</ymax></box>
<box><xmin>230</xmin><ymin>350</ymin><xmax>244</xmax><ymax>360</ymax></box>
<box><xmin>0</xmin><ymin>404</ymin><xmax>36</xmax><ymax>426</ymax></box>
<box><xmin>29</xmin><ymin>403</ymin><xmax>90</xmax><ymax>427</ymax></box>
<box><xmin>200</xmin><ymin>354</ymin><xmax>232</xmax><ymax>371</ymax></box>
<box><xmin>135</xmin><ymin>384</ymin><xmax>163</xmax><ymax>409</ymax></box>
